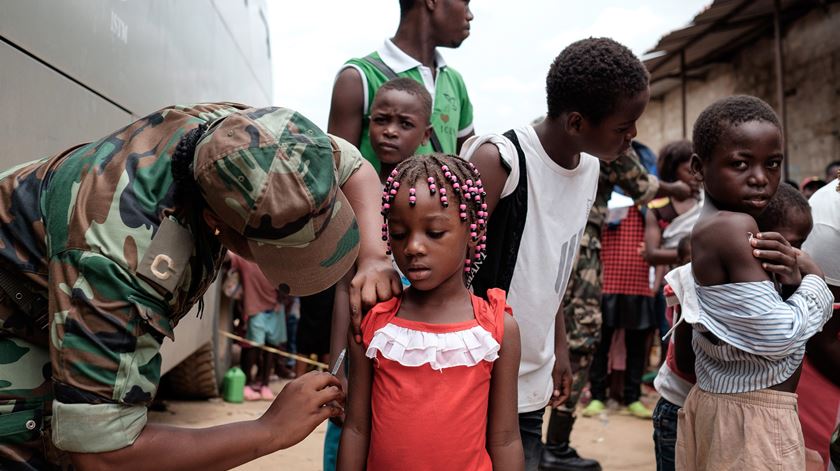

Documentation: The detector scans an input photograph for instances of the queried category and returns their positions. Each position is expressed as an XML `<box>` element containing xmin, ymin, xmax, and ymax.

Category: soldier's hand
<box><xmin>349</xmin><ymin>257</ymin><xmax>402</xmax><ymax>344</ymax></box>
<box><xmin>258</xmin><ymin>372</ymin><xmax>344</xmax><ymax>450</ymax></box>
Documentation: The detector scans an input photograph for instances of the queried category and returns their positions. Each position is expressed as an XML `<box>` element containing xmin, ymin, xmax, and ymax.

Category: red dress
<box><xmin>361</xmin><ymin>288</ymin><xmax>510</xmax><ymax>471</ymax></box>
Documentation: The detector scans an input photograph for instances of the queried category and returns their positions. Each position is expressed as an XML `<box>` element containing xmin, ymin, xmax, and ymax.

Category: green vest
<box><xmin>345</xmin><ymin>52</ymin><xmax>474</xmax><ymax>172</ymax></box>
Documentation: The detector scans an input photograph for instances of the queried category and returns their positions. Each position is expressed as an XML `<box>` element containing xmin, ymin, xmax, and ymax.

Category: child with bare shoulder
<box><xmin>676</xmin><ymin>95</ymin><xmax>834</xmax><ymax>470</ymax></box>
<box><xmin>337</xmin><ymin>154</ymin><xmax>524</xmax><ymax>470</ymax></box>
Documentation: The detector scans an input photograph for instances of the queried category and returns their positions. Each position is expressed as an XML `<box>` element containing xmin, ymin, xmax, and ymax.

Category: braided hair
<box><xmin>171</xmin><ymin>123</ymin><xmax>207</xmax><ymax>207</ymax></box>
<box><xmin>170</xmin><ymin>122</ymin><xmax>212</xmax><ymax>317</ymax></box>
<box><xmin>380</xmin><ymin>153</ymin><xmax>488</xmax><ymax>287</ymax></box>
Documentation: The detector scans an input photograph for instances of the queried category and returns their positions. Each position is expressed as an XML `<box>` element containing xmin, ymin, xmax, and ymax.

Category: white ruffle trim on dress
<box><xmin>366</xmin><ymin>323</ymin><xmax>500</xmax><ymax>370</ymax></box>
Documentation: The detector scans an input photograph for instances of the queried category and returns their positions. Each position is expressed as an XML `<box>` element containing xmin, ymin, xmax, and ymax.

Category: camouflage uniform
<box><xmin>560</xmin><ymin>147</ymin><xmax>659</xmax><ymax>411</ymax></box>
<box><xmin>0</xmin><ymin>103</ymin><xmax>363</xmax><ymax>469</ymax></box>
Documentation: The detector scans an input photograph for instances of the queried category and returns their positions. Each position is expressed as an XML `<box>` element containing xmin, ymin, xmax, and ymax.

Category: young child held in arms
<box><xmin>676</xmin><ymin>95</ymin><xmax>834</xmax><ymax>470</ymax></box>
<box><xmin>654</xmin><ymin>183</ymin><xmax>815</xmax><ymax>471</ymax></box>
<box><xmin>338</xmin><ymin>154</ymin><xmax>524</xmax><ymax>470</ymax></box>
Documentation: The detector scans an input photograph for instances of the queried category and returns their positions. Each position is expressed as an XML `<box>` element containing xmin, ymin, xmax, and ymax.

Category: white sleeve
<box><xmin>459</xmin><ymin>133</ymin><xmax>520</xmax><ymax>198</ymax></box>
<box><xmin>803</xmin><ymin>181</ymin><xmax>840</xmax><ymax>287</ymax></box>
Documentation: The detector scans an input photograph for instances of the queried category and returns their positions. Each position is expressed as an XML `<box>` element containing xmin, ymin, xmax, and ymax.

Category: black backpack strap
<box><xmin>362</xmin><ymin>54</ymin><xmax>444</xmax><ymax>153</ymax></box>
<box><xmin>363</xmin><ymin>54</ymin><xmax>398</xmax><ymax>80</ymax></box>
<box><xmin>470</xmin><ymin>129</ymin><xmax>528</xmax><ymax>297</ymax></box>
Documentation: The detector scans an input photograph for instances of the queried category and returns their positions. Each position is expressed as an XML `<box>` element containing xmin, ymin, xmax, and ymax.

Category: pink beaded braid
<box><xmin>380</xmin><ymin>154</ymin><xmax>488</xmax><ymax>286</ymax></box>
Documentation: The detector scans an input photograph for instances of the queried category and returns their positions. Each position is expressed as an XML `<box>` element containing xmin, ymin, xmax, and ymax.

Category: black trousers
<box><xmin>589</xmin><ymin>324</ymin><xmax>650</xmax><ymax>404</ymax></box>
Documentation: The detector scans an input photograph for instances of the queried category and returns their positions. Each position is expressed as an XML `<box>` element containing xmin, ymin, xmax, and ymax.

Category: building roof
<box><xmin>642</xmin><ymin>0</ymin><xmax>829</xmax><ymax>97</ymax></box>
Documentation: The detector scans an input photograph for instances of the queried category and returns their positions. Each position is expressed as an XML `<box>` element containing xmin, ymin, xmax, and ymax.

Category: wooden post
<box><xmin>681</xmin><ymin>49</ymin><xmax>687</xmax><ymax>139</ymax></box>
<box><xmin>773</xmin><ymin>0</ymin><xmax>789</xmax><ymax>178</ymax></box>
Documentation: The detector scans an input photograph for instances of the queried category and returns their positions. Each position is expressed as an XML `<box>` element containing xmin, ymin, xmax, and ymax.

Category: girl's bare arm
<box><xmin>643</xmin><ymin>207</ymin><xmax>679</xmax><ymax>266</ymax></box>
<box><xmin>336</xmin><ymin>330</ymin><xmax>373</xmax><ymax>471</ymax></box>
<box><xmin>487</xmin><ymin>315</ymin><xmax>525</xmax><ymax>471</ymax></box>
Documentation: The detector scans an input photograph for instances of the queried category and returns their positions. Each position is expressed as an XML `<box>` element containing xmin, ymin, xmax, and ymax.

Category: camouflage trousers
<box><xmin>0</xmin><ymin>336</ymin><xmax>70</xmax><ymax>470</ymax></box>
<box><xmin>559</xmin><ymin>224</ymin><xmax>602</xmax><ymax>412</ymax></box>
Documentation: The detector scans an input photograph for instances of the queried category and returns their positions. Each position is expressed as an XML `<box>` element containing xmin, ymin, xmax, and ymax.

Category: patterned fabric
<box><xmin>0</xmin><ymin>103</ymin><xmax>362</xmax><ymax>462</ymax></box>
<box><xmin>601</xmin><ymin>206</ymin><xmax>652</xmax><ymax>296</ymax></box>
<box><xmin>588</xmin><ymin>146</ymin><xmax>659</xmax><ymax>228</ymax></box>
<box><xmin>195</xmin><ymin>108</ymin><xmax>362</xmax><ymax>296</ymax></box>
<box><xmin>692</xmin><ymin>275</ymin><xmax>833</xmax><ymax>393</ymax></box>
<box><xmin>563</xmin><ymin>223</ymin><xmax>602</xmax><ymax>355</ymax></box>
<box><xmin>342</xmin><ymin>39</ymin><xmax>474</xmax><ymax>171</ymax></box>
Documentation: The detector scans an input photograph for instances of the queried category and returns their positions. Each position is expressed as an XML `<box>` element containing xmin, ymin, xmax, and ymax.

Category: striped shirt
<box><xmin>692</xmin><ymin>274</ymin><xmax>834</xmax><ymax>393</ymax></box>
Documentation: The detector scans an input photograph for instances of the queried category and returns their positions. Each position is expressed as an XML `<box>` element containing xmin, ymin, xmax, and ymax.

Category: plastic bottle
<box><xmin>222</xmin><ymin>366</ymin><xmax>246</xmax><ymax>403</ymax></box>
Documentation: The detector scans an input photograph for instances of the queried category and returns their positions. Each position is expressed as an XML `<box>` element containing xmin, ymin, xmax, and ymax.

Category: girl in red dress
<box><xmin>338</xmin><ymin>154</ymin><xmax>524</xmax><ymax>471</ymax></box>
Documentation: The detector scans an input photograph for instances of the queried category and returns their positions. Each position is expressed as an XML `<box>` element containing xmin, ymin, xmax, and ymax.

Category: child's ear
<box><xmin>422</xmin><ymin>124</ymin><xmax>433</xmax><ymax>145</ymax></box>
<box><xmin>689</xmin><ymin>153</ymin><xmax>704</xmax><ymax>183</ymax></box>
<box><xmin>565</xmin><ymin>112</ymin><xmax>584</xmax><ymax>136</ymax></box>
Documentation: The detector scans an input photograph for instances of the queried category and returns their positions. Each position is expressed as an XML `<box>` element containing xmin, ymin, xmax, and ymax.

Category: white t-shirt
<box><xmin>803</xmin><ymin>179</ymin><xmax>840</xmax><ymax>287</ymax></box>
<box><xmin>462</xmin><ymin>126</ymin><xmax>599</xmax><ymax>412</ymax></box>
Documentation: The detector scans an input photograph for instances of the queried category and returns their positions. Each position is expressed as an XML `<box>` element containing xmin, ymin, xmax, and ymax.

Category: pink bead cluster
<box><xmin>380</xmin><ymin>159</ymin><xmax>488</xmax><ymax>285</ymax></box>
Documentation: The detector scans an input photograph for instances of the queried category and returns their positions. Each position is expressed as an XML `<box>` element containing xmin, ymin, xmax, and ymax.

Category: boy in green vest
<box><xmin>327</xmin><ymin>0</ymin><xmax>475</xmax><ymax>172</ymax></box>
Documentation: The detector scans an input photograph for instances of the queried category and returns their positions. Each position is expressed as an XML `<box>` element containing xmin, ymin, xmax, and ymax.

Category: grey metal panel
<box><xmin>0</xmin><ymin>0</ymin><xmax>273</xmax><ymax>117</ymax></box>
<box><xmin>0</xmin><ymin>42</ymin><xmax>132</xmax><ymax>166</ymax></box>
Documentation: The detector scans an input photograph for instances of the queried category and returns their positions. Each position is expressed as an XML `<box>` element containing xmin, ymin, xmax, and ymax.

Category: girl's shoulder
<box><xmin>472</xmin><ymin>288</ymin><xmax>513</xmax><ymax>344</ymax></box>
<box><xmin>361</xmin><ymin>296</ymin><xmax>401</xmax><ymax>345</ymax></box>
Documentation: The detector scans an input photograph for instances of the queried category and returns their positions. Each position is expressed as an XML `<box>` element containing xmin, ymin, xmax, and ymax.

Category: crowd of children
<box><xmin>211</xmin><ymin>3</ymin><xmax>840</xmax><ymax>470</ymax></box>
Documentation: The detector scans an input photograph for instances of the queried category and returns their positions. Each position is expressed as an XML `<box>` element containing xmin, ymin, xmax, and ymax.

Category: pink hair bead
<box><xmin>453</xmin><ymin>182</ymin><xmax>460</xmax><ymax>189</ymax></box>
<box><xmin>393</xmin><ymin>182</ymin><xmax>400</xmax><ymax>188</ymax></box>
<box><xmin>475</xmin><ymin>253</ymin><xmax>481</xmax><ymax>259</ymax></box>
<box><xmin>445</xmin><ymin>171</ymin><xmax>452</xmax><ymax>178</ymax></box>
<box><xmin>459</xmin><ymin>204</ymin><xmax>467</xmax><ymax>210</ymax></box>
<box><xmin>481</xmin><ymin>235</ymin><xmax>487</xmax><ymax>242</ymax></box>
<box><xmin>481</xmin><ymin>203</ymin><xmax>488</xmax><ymax>210</ymax></box>
<box><xmin>441</xmin><ymin>165</ymin><xmax>449</xmax><ymax>172</ymax></box>
<box><xmin>440</xmin><ymin>188</ymin><xmax>447</xmax><ymax>195</ymax></box>
<box><xmin>466</xmin><ymin>179</ymin><xmax>473</xmax><ymax>186</ymax></box>
<box><xmin>390</xmin><ymin>189</ymin><xmax>397</xmax><ymax>195</ymax></box>
<box><xmin>460</xmin><ymin>212</ymin><xmax>467</xmax><ymax>219</ymax></box>
<box><xmin>478</xmin><ymin>219</ymin><xmax>485</xmax><ymax>225</ymax></box>
<box><xmin>427</xmin><ymin>177</ymin><xmax>434</xmax><ymax>183</ymax></box>
<box><xmin>441</xmin><ymin>196</ymin><xmax>448</xmax><ymax>203</ymax></box>
<box><xmin>409</xmin><ymin>196</ymin><xmax>417</xmax><ymax>204</ymax></box>
<box><xmin>476</xmin><ymin>179</ymin><xmax>482</xmax><ymax>186</ymax></box>
<box><xmin>470</xmin><ymin>232</ymin><xmax>478</xmax><ymax>238</ymax></box>
<box><xmin>384</xmin><ymin>203</ymin><xmax>390</xmax><ymax>209</ymax></box>
<box><xmin>409</xmin><ymin>188</ymin><xmax>416</xmax><ymax>194</ymax></box>
<box><xmin>470</xmin><ymin>223</ymin><xmax>477</xmax><ymax>230</ymax></box>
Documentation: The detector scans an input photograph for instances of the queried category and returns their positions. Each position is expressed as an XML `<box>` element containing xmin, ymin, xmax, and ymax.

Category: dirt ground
<box><xmin>149</xmin><ymin>380</ymin><xmax>659</xmax><ymax>470</ymax></box>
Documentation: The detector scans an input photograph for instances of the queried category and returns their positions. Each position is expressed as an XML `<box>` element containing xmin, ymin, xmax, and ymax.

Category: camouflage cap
<box><xmin>193</xmin><ymin>107</ymin><xmax>359</xmax><ymax>296</ymax></box>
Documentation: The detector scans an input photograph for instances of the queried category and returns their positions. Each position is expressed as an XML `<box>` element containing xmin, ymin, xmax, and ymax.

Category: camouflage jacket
<box><xmin>0</xmin><ymin>103</ymin><xmax>362</xmax><ymax>453</ymax></box>
<box><xmin>587</xmin><ymin>146</ymin><xmax>660</xmax><ymax>232</ymax></box>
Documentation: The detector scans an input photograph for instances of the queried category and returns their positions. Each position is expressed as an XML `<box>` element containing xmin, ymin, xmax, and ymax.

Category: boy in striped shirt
<box><xmin>676</xmin><ymin>96</ymin><xmax>833</xmax><ymax>470</ymax></box>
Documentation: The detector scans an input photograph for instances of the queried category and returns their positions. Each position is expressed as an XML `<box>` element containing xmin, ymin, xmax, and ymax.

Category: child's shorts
<box><xmin>676</xmin><ymin>386</ymin><xmax>804</xmax><ymax>470</ymax></box>
<box><xmin>246</xmin><ymin>309</ymin><xmax>287</xmax><ymax>346</ymax></box>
